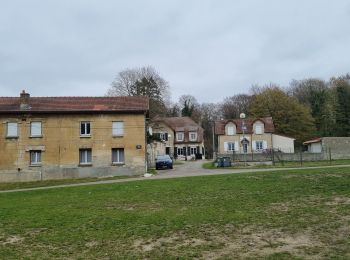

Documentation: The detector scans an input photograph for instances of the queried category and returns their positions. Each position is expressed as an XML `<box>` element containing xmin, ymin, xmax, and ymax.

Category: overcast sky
<box><xmin>1</xmin><ymin>0</ymin><xmax>350</xmax><ymax>103</ymax></box>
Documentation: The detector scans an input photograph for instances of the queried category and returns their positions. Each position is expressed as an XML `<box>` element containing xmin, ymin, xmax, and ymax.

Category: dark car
<box><xmin>155</xmin><ymin>155</ymin><xmax>173</xmax><ymax>170</ymax></box>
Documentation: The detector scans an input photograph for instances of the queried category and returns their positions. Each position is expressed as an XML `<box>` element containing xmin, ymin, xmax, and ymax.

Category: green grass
<box><xmin>0</xmin><ymin>175</ymin><xmax>135</xmax><ymax>191</ymax></box>
<box><xmin>1</xmin><ymin>167</ymin><xmax>350</xmax><ymax>259</ymax></box>
<box><xmin>203</xmin><ymin>159</ymin><xmax>350</xmax><ymax>169</ymax></box>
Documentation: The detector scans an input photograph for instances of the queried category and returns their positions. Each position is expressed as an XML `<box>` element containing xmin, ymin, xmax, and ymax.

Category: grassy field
<box><xmin>0</xmin><ymin>167</ymin><xmax>349</xmax><ymax>259</ymax></box>
<box><xmin>0</xmin><ymin>175</ymin><xmax>136</xmax><ymax>191</ymax></box>
<box><xmin>203</xmin><ymin>159</ymin><xmax>350</xmax><ymax>169</ymax></box>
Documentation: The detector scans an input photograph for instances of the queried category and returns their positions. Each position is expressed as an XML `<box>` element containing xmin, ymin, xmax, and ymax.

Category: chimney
<box><xmin>20</xmin><ymin>90</ymin><xmax>31</xmax><ymax>110</ymax></box>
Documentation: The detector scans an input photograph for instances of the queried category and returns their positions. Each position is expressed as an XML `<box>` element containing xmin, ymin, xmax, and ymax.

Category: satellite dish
<box><xmin>239</xmin><ymin>113</ymin><xmax>246</xmax><ymax>119</ymax></box>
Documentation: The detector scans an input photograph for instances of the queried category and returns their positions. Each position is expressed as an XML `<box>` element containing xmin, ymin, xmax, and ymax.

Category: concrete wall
<box><xmin>322</xmin><ymin>137</ymin><xmax>350</xmax><ymax>159</ymax></box>
<box><xmin>272</xmin><ymin>134</ymin><xmax>295</xmax><ymax>153</ymax></box>
<box><xmin>0</xmin><ymin>113</ymin><xmax>146</xmax><ymax>182</ymax></box>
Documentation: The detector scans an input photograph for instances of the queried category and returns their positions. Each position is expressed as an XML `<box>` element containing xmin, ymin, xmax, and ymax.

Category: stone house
<box><xmin>215</xmin><ymin>117</ymin><xmax>295</xmax><ymax>155</ymax></box>
<box><xmin>149</xmin><ymin>117</ymin><xmax>205</xmax><ymax>160</ymax></box>
<box><xmin>0</xmin><ymin>91</ymin><xmax>149</xmax><ymax>182</ymax></box>
<box><xmin>303</xmin><ymin>137</ymin><xmax>350</xmax><ymax>159</ymax></box>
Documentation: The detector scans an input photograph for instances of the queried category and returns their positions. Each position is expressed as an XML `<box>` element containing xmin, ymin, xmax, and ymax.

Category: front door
<box><xmin>166</xmin><ymin>147</ymin><xmax>170</xmax><ymax>155</ymax></box>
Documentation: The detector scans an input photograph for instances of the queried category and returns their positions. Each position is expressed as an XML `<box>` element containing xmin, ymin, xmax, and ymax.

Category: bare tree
<box><xmin>107</xmin><ymin>66</ymin><xmax>171</xmax><ymax>118</ymax></box>
<box><xmin>219</xmin><ymin>94</ymin><xmax>252</xmax><ymax>119</ymax></box>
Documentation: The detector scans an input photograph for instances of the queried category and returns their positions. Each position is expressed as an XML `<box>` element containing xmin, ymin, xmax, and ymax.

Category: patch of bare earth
<box><xmin>1</xmin><ymin>235</ymin><xmax>24</xmax><ymax>245</ymax></box>
<box><xmin>132</xmin><ymin>225</ymin><xmax>326</xmax><ymax>259</ymax></box>
<box><xmin>133</xmin><ymin>231</ymin><xmax>207</xmax><ymax>253</ymax></box>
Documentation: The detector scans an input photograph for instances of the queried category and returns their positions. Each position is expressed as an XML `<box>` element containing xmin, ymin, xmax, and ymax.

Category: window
<box><xmin>112</xmin><ymin>121</ymin><xmax>124</xmax><ymax>136</ymax></box>
<box><xmin>7</xmin><ymin>122</ymin><xmax>18</xmax><ymax>137</ymax></box>
<box><xmin>30</xmin><ymin>151</ymin><xmax>41</xmax><ymax>165</ymax></box>
<box><xmin>80</xmin><ymin>122</ymin><xmax>91</xmax><ymax>136</ymax></box>
<box><xmin>256</xmin><ymin>141</ymin><xmax>263</xmax><ymax>151</ymax></box>
<box><xmin>228</xmin><ymin>142</ymin><xmax>235</xmax><ymax>151</ymax></box>
<box><xmin>112</xmin><ymin>148</ymin><xmax>125</xmax><ymax>164</ymax></box>
<box><xmin>160</xmin><ymin>133</ymin><xmax>168</xmax><ymax>141</ymax></box>
<box><xmin>79</xmin><ymin>149</ymin><xmax>92</xmax><ymax>165</ymax></box>
<box><xmin>177</xmin><ymin>147</ymin><xmax>184</xmax><ymax>155</ymax></box>
<box><xmin>226</xmin><ymin>123</ymin><xmax>236</xmax><ymax>135</ymax></box>
<box><xmin>189</xmin><ymin>132</ymin><xmax>197</xmax><ymax>141</ymax></box>
<box><xmin>30</xmin><ymin>122</ymin><xmax>42</xmax><ymax>137</ymax></box>
<box><xmin>254</xmin><ymin>123</ymin><xmax>264</xmax><ymax>134</ymax></box>
<box><xmin>190</xmin><ymin>147</ymin><xmax>197</xmax><ymax>155</ymax></box>
<box><xmin>176</xmin><ymin>132</ymin><xmax>184</xmax><ymax>141</ymax></box>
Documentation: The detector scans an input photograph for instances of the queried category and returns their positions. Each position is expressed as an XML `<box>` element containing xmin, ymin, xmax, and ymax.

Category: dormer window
<box><xmin>254</xmin><ymin>121</ymin><xmax>264</xmax><ymax>134</ymax></box>
<box><xmin>225</xmin><ymin>123</ymin><xmax>236</xmax><ymax>135</ymax></box>
<box><xmin>189</xmin><ymin>132</ymin><xmax>197</xmax><ymax>141</ymax></box>
<box><xmin>176</xmin><ymin>132</ymin><xmax>184</xmax><ymax>141</ymax></box>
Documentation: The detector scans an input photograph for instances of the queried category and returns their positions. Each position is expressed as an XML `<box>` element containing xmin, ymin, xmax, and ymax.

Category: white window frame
<box><xmin>159</xmin><ymin>132</ymin><xmax>168</xmax><ymax>141</ymax></box>
<box><xmin>256</xmin><ymin>141</ymin><xmax>263</xmax><ymax>151</ymax></box>
<box><xmin>177</xmin><ymin>147</ymin><xmax>183</xmax><ymax>155</ymax></box>
<box><xmin>254</xmin><ymin>123</ymin><xmax>264</xmax><ymax>135</ymax></box>
<box><xmin>30</xmin><ymin>121</ymin><xmax>42</xmax><ymax>137</ymax></box>
<box><xmin>112</xmin><ymin>148</ymin><xmax>125</xmax><ymax>164</ymax></box>
<box><xmin>7</xmin><ymin>122</ymin><xmax>18</xmax><ymax>137</ymax></box>
<box><xmin>30</xmin><ymin>150</ymin><xmax>42</xmax><ymax>165</ymax></box>
<box><xmin>189</xmin><ymin>132</ymin><xmax>197</xmax><ymax>141</ymax></box>
<box><xmin>80</xmin><ymin>121</ymin><xmax>91</xmax><ymax>136</ymax></box>
<box><xmin>226</xmin><ymin>123</ymin><xmax>236</xmax><ymax>136</ymax></box>
<box><xmin>228</xmin><ymin>142</ymin><xmax>235</xmax><ymax>151</ymax></box>
<box><xmin>79</xmin><ymin>149</ymin><xmax>92</xmax><ymax>165</ymax></box>
<box><xmin>112</xmin><ymin>121</ymin><xmax>124</xmax><ymax>136</ymax></box>
<box><xmin>176</xmin><ymin>132</ymin><xmax>184</xmax><ymax>141</ymax></box>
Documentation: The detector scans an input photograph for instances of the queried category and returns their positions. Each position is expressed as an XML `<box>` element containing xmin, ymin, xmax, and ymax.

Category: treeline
<box><xmin>107</xmin><ymin>66</ymin><xmax>350</xmax><ymax>154</ymax></box>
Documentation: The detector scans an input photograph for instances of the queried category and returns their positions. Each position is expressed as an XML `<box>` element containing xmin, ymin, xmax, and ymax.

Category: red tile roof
<box><xmin>215</xmin><ymin>117</ymin><xmax>275</xmax><ymax>135</ymax></box>
<box><xmin>0</xmin><ymin>92</ymin><xmax>149</xmax><ymax>114</ymax></box>
<box><xmin>303</xmin><ymin>138</ymin><xmax>322</xmax><ymax>145</ymax></box>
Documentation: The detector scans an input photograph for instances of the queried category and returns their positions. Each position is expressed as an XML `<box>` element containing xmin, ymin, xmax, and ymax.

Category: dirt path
<box><xmin>1</xmin><ymin>161</ymin><xmax>350</xmax><ymax>194</ymax></box>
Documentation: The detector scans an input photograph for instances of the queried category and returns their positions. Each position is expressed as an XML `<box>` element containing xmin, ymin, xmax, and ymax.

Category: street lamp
<box><xmin>240</xmin><ymin>113</ymin><xmax>247</xmax><ymax>166</ymax></box>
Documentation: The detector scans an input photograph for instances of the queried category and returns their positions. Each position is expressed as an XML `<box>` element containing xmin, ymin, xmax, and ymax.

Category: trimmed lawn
<box><xmin>203</xmin><ymin>159</ymin><xmax>350</xmax><ymax>169</ymax></box>
<box><xmin>0</xmin><ymin>167</ymin><xmax>350</xmax><ymax>259</ymax></box>
<box><xmin>0</xmin><ymin>175</ymin><xmax>136</xmax><ymax>191</ymax></box>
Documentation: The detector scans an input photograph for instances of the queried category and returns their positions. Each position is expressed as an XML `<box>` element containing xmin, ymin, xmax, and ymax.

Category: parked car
<box><xmin>155</xmin><ymin>155</ymin><xmax>173</xmax><ymax>170</ymax></box>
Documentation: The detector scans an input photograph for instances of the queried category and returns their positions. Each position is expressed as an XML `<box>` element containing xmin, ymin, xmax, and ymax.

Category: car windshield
<box><xmin>156</xmin><ymin>155</ymin><xmax>170</xmax><ymax>160</ymax></box>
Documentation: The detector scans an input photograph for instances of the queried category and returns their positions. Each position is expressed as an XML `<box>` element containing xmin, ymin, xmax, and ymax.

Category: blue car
<box><xmin>155</xmin><ymin>155</ymin><xmax>173</xmax><ymax>170</ymax></box>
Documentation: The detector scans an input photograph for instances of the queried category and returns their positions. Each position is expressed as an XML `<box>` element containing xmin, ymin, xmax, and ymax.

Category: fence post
<box><xmin>272</xmin><ymin>149</ymin><xmax>275</xmax><ymax>166</ymax></box>
<box><xmin>329</xmin><ymin>147</ymin><xmax>332</xmax><ymax>165</ymax></box>
<box><xmin>300</xmin><ymin>148</ymin><xmax>303</xmax><ymax>166</ymax></box>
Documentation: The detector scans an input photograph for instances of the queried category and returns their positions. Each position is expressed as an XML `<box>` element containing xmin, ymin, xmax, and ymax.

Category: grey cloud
<box><xmin>1</xmin><ymin>0</ymin><xmax>350</xmax><ymax>102</ymax></box>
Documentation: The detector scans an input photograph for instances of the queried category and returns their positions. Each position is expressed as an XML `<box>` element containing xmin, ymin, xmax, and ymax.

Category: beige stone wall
<box><xmin>0</xmin><ymin>113</ymin><xmax>146</xmax><ymax>182</ymax></box>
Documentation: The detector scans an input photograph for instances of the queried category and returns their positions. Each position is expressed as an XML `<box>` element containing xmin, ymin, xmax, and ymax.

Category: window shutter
<box><xmin>252</xmin><ymin>141</ymin><xmax>256</xmax><ymax>151</ymax></box>
<box><xmin>263</xmin><ymin>141</ymin><xmax>267</xmax><ymax>149</ymax></box>
<box><xmin>113</xmin><ymin>122</ymin><xmax>124</xmax><ymax>136</ymax></box>
<box><xmin>31</xmin><ymin>122</ymin><xmax>42</xmax><ymax>136</ymax></box>
<box><xmin>234</xmin><ymin>141</ymin><xmax>239</xmax><ymax>151</ymax></box>
<box><xmin>7</xmin><ymin>123</ymin><xmax>18</xmax><ymax>137</ymax></box>
<box><xmin>8</xmin><ymin>123</ymin><xmax>18</xmax><ymax>136</ymax></box>
<box><xmin>165</xmin><ymin>133</ymin><xmax>168</xmax><ymax>141</ymax></box>
<box><xmin>224</xmin><ymin>142</ymin><xmax>228</xmax><ymax>152</ymax></box>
